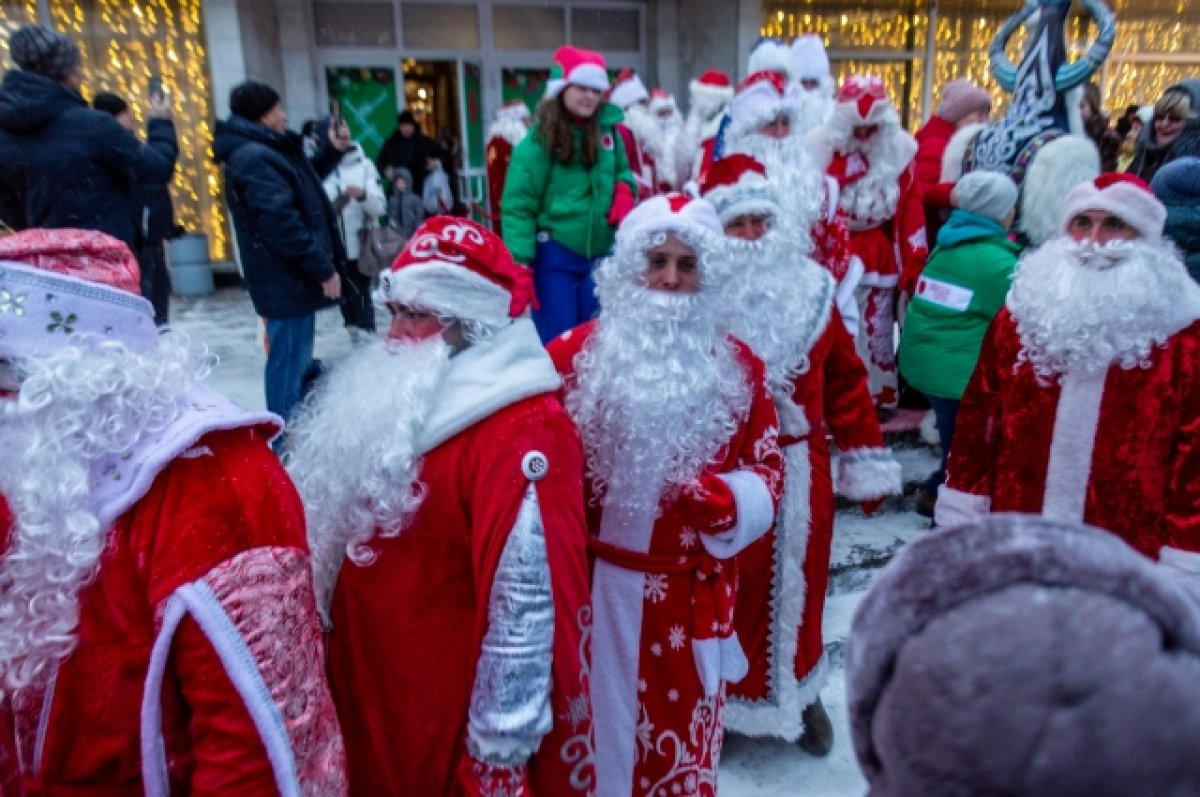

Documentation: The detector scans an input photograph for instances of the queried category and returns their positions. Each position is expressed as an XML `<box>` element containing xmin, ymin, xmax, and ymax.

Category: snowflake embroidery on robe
<box><xmin>644</xmin><ymin>573</ymin><xmax>669</xmax><ymax>603</ymax></box>
<box><xmin>669</xmin><ymin>625</ymin><xmax>687</xmax><ymax>651</ymax></box>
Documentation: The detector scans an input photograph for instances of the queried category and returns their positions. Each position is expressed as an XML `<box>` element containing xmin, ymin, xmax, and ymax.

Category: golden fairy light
<box><xmin>0</xmin><ymin>0</ymin><xmax>227</xmax><ymax>260</ymax></box>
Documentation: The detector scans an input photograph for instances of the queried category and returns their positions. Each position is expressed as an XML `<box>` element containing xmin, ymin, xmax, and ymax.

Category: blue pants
<box><xmin>530</xmin><ymin>238</ymin><xmax>600</xmax><ymax>343</ymax></box>
<box><xmin>265</xmin><ymin>313</ymin><xmax>316</xmax><ymax>430</ymax></box>
<box><xmin>923</xmin><ymin>395</ymin><xmax>961</xmax><ymax>496</ymax></box>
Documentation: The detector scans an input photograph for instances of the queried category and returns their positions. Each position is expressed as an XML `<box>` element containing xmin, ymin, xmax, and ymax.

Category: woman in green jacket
<box><xmin>898</xmin><ymin>170</ymin><xmax>1020</xmax><ymax>514</ymax></box>
<box><xmin>501</xmin><ymin>46</ymin><xmax>637</xmax><ymax>342</ymax></box>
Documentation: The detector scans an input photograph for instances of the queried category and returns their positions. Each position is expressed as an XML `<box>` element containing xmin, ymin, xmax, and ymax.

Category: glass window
<box><xmin>313</xmin><ymin>2</ymin><xmax>396</xmax><ymax>48</ymax></box>
<box><xmin>493</xmin><ymin>5</ymin><xmax>564</xmax><ymax>51</ymax></box>
<box><xmin>402</xmin><ymin>4</ymin><xmax>480</xmax><ymax>50</ymax></box>
<box><xmin>571</xmin><ymin>8</ymin><xmax>639</xmax><ymax>53</ymax></box>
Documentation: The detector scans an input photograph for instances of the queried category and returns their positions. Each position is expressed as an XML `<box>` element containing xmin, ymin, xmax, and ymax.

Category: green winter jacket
<box><xmin>899</xmin><ymin>210</ymin><xmax>1021</xmax><ymax>400</ymax></box>
<box><xmin>500</xmin><ymin>102</ymin><xmax>636</xmax><ymax>264</ymax></box>
<box><xmin>1163</xmin><ymin>201</ymin><xmax>1200</xmax><ymax>284</ymax></box>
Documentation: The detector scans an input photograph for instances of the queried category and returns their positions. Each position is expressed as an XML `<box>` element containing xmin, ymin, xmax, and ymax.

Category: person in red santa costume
<box><xmin>677</xmin><ymin>69</ymin><xmax>734</xmax><ymax>183</ymax></box>
<box><xmin>714</xmin><ymin>70</ymin><xmax>861</xmax><ymax>338</ymax></box>
<box><xmin>546</xmin><ymin>194</ymin><xmax>785</xmax><ymax>797</ymax></box>
<box><xmin>609</xmin><ymin>69</ymin><xmax>657</xmax><ymax>200</ymax></box>
<box><xmin>485</xmin><ymin>99</ymin><xmax>530</xmax><ymax>238</ymax></box>
<box><xmin>0</xmin><ymin>228</ymin><xmax>346</xmax><ymax>794</ymax></box>
<box><xmin>700</xmin><ymin>154</ymin><xmax>901</xmax><ymax>756</ymax></box>
<box><xmin>287</xmin><ymin>217</ymin><xmax>594</xmax><ymax>797</ymax></box>
<box><xmin>809</xmin><ymin>75</ymin><xmax>928</xmax><ymax>413</ymax></box>
<box><xmin>936</xmin><ymin>173</ymin><xmax>1200</xmax><ymax>557</ymax></box>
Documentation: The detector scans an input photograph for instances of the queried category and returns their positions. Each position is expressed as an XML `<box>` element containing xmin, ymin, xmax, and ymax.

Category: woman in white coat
<box><xmin>322</xmin><ymin>117</ymin><xmax>387</xmax><ymax>337</ymax></box>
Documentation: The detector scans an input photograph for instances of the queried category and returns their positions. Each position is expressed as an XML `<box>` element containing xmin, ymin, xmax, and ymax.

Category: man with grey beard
<box><xmin>547</xmin><ymin>193</ymin><xmax>784</xmax><ymax>797</ymax></box>
<box><xmin>937</xmin><ymin>173</ymin><xmax>1200</xmax><ymax>558</ymax></box>
<box><xmin>701</xmin><ymin>154</ymin><xmax>901</xmax><ymax>756</ymax></box>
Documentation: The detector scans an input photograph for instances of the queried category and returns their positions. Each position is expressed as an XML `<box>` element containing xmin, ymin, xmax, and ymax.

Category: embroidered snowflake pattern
<box><xmin>562</xmin><ymin>691</ymin><xmax>591</xmax><ymax>730</ymax></box>
<box><xmin>667</xmin><ymin>688</ymin><xmax>680</xmax><ymax>703</ymax></box>
<box><xmin>0</xmin><ymin>289</ymin><xmax>25</xmax><ymax>316</ymax></box>
<box><xmin>644</xmin><ymin>573</ymin><xmax>668</xmax><ymax>603</ymax></box>
<box><xmin>47</xmin><ymin>310</ymin><xmax>77</xmax><ymax>335</ymax></box>
<box><xmin>668</xmin><ymin>625</ymin><xmax>686</xmax><ymax>651</ymax></box>
<box><xmin>679</xmin><ymin>528</ymin><xmax>698</xmax><ymax>549</ymax></box>
<box><xmin>650</xmin><ymin>642</ymin><xmax>663</xmax><ymax>657</ymax></box>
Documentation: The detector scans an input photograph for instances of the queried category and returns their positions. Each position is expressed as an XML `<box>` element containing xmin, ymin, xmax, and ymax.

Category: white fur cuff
<box><xmin>934</xmin><ymin>485</ymin><xmax>992</xmax><ymax>527</ymax></box>
<box><xmin>701</xmin><ymin>470</ymin><xmax>776</xmax><ymax>559</ymax></box>
<box><xmin>835</xmin><ymin>448</ymin><xmax>902</xmax><ymax>500</ymax></box>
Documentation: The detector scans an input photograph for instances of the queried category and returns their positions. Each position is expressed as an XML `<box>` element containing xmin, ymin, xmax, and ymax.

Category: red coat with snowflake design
<box><xmin>548</xmin><ymin>322</ymin><xmax>784</xmax><ymax>797</ymax></box>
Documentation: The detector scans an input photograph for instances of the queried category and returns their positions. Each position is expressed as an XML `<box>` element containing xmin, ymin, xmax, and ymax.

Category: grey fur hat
<box><xmin>847</xmin><ymin>514</ymin><xmax>1200</xmax><ymax>797</ymax></box>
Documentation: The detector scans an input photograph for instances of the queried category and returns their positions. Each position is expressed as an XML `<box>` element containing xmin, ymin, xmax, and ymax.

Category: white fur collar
<box><xmin>416</xmin><ymin>318</ymin><xmax>562</xmax><ymax>454</ymax></box>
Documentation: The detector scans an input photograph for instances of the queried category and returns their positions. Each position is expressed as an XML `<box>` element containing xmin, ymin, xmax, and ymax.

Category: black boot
<box><xmin>798</xmin><ymin>697</ymin><xmax>834</xmax><ymax>757</ymax></box>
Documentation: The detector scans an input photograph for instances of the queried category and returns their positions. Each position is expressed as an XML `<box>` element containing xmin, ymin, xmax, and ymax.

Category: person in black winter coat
<box><xmin>93</xmin><ymin>90</ymin><xmax>180</xmax><ymax>326</ymax></box>
<box><xmin>1127</xmin><ymin>79</ymin><xmax>1200</xmax><ymax>184</ymax></box>
<box><xmin>0</xmin><ymin>25</ymin><xmax>177</xmax><ymax>255</ymax></box>
<box><xmin>376</xmin><ymin>110</ymin><xmax>438</xmax><ymax>195</ymax></box>
<box><xmin>214</xmin><ymin>80</ymin><xmax>346</xmax><ymax>433</ymax></box>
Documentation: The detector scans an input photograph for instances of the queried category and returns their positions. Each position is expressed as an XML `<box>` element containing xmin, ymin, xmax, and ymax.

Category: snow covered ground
<box><xmin>171</xmin><ymin>287</ymin><xmax>938</xmax><ymax>797</ymax></box>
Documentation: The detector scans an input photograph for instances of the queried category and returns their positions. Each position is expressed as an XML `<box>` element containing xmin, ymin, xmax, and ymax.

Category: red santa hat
<box><xmin>648</xmin><ymin>88</ymin><xmax>677</xmax><ymax>116</ymax></box>
<box><xmin>689</xmin><ymin>69</ymin><xmax>734</xmax><ymax>108</ymax></box>
<box><xmin>1059</xmin><ymin>173</ymin><xmax>1168</xmax><ymax>242</ymax></box>
<box><xmin>609</xmin><ymin>68</ymin><xmax>649</xmax><ymax>110</ymax></box>
<box><xmin>747</xmin><ymin>37</ymin><xmax>793</xmax><ymax>81</ymax></box>
<box><xmin>495</xmin><ymin>99</ymin><xmax>530</xmax><ymax>124</ymax></box>
<box><xmin>0</xmin><ymin>228</ymin><xmax>157</xmax><ymax>361</ymax></box>
<box><xmin>834</xmin><ymin>75</ymin><xmax>899</xmax><ymax>127</ymax></box>
<box><xmin>379</xmin><ymin>217</ymin><xmax>536</xmax><ymax>329</ymax></box>
<box><xmin>543</xmin><ymin>46</ymin><xmax>609</xmax><ymax>101</ymax></box>
<box><xmin>727</xmin><ymin>70</ymin><xmax>797</xmax><ymax>137</ymax></box>
<box><xmin>790</xmin><ymin>34</ymin><xmax>831</xmax><ymax>83</ymax></box>
<box><xmin>699</xmin><ymin>154</ymin><xmax>782</xmax><ymax>224</ymax></box>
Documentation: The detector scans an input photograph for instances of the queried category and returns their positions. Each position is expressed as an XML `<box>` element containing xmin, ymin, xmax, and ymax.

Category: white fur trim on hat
<box><xmin>727</xmin><ymin>74</ymin><xmax>797</xmax><ymax>141</ymax></box>
<box><xmin>379</xmin><ymin>262</ymin><xmax>512</xmax><ymax>329</ymax></box>
<box><xmin>703</xmin><ymin>175</ymin><xmax>782</xmax><ymax>225</ymax></box>
<box><xmin>611</xmin><ymin>73</ymin><xmax>649</xmax><ymax>110</ymax></box>
<box><xmin>690</xmin><ymin>76</ymin><xmax>734</xmax><ymax>108</ymax></box>
<box><xmin>497</xmin><ymin>102</ymin><xmax>530</xmax><ymax>123</ymax></box>
<box><xmin>790</xmin><ymin>34</ymin><xmax>830</xmax><ymax>82</ymax></box>
<box><xmin>1059</xmin><ymin>175</ymin><xmax>1167</xmax><ymax>241</ymax></box>
<box><xmin>545</xmin><ymin>62</ymin><xmax>610</xmax><ymax>100</ymax></box>
<box><xmin>618</xmin><ymin>194</ymin><xmax>725</xmax><ymax>242</ymax></box>
<box><xmin>748</xmin><ymin>39</ymin><xmax>793</xmax><ymax>80</ymax></box>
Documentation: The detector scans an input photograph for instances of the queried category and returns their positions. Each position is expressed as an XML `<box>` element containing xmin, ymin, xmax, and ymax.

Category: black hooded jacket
<box><xmin>0</xmin><ymin>69</ymin><xmax>177</xmax><ymax>252</ymax></box>
<box><xmin>1127</xmin><ymin>79</ymin><xmax>1200</xmax><ymax>183</ymax></box>
<box><xmin>214</xmin><ymin>114</ymin><xmax>346</xmax><ymax>319</ymax></box>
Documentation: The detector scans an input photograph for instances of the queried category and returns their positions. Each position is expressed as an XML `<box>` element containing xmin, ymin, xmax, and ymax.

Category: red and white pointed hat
<box><xmin>648</xmin><ymin>88</ymin><xmax>677</xmax><ymax>116</ymax></box>
<box><xmin>1060</xmin><ymin>173</ymin><xmax>1167</xmax><ymax>241</ymax></box>
<box><xmin>689</xmin><ymin>69</ymin><xmax>734</xmax><ymax>108</ymax></box>
<box><xmin>380</xmin><ymin>217</ymin><xmax>536</xmax><ymax>327</ymax></box>
<box><xmin>727</xmin><ymin>70</ymin><xmax>797</xmax><ymax>138</ymax></box>
<box><xmin>609</xmin><ymin>68</ymin><xmax>649</xmax><ymax>110</ymax></box>
<box><xmin>699</xmin><ymin>154</ymin><xmax>781</xmax><ymax>224</ymax></box>
<box><xmin>834</xmin><ymin>75</ymin><xmax>898</xmax><ymax>126</ymax></box>
<box><xmin>544</xmin><ymin>46</ymin><xmax>609</xmax><ymax>100</ymax></box>
<box><xmin>496</xmin><ymin>99</ymin><xmax>530</xmax><ymax>123</ymax></box>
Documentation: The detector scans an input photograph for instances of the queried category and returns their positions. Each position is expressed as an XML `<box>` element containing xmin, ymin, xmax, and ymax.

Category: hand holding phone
<box><xmin>148</xmin><ymin>76</ymin><xmax>170</xmax><ymax>118</ymax></box>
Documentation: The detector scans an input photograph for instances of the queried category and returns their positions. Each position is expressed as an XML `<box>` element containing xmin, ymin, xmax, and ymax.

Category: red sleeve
<box><xmin>811</xmin><ymin>211</ymin><xmax>851</xmax><ymax>281</ymax></box>
<box><xmin>944</xmin><ymin>313</ymin><xmax>1016</xmax><ymax>500</ymax></box>
<box><xmin>732</xmin><ymin>345</ymin><xmax>786</xmax><ymax>506</ymax></box>
<box><xmin>1167</xmin><ymin>334</ymin><xmax>1200</xmax><ymax>552</ymax></box>
<box><xmin>923</xmin><ymin>181</ymin><xmax>955</xmax><ymax>212</ymax></box>
<box><xmin>138</xmin><ymin>428</ymin><xmax>340</xmax><ymax>796</ymax></box>
<box><xmin>913</xmin><ymin>135</ymin><xmax>944</xmax><ymax>189</ymax></box>
<box><xmin>896</xmin><ymin>167</ymin><xmax>930</xmax><ymax>294</ymax></box>
<box><xmin>821</xmin><ymin>312</ymin><xmax>886</xmax><ymax>451</ymax></box>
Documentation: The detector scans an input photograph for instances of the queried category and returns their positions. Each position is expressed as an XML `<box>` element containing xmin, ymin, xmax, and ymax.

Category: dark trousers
<box><xmin>139</xmin><ymin>239</ymin><xmax>171</xmax><ymax>326</ymax></box>
<box><xmin>530</xmin><ymin>239</ymin><xmax>600</xmax><ymax>343</ymax></box>
<box><xmin>339</xmin><ymin>261</ymin><xmax>376</xmax><ymax>333</ymax></box>
<box><xmin>923</xmin><ymin>394</ymin><xmax>961</xmax><ymax>496</ymax></box>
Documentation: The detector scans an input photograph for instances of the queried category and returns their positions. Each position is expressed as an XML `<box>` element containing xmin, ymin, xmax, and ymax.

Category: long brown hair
<box><xmin>535</xmin><ymin>94</ymin><xmax>601</xmax><ymax>169</ymax></box>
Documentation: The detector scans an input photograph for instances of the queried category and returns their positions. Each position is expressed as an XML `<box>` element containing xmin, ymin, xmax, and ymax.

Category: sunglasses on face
<box><xmin>1155</xmin><ymin>113</ymin><xmax>1186</xmax><ymax>123</ymax></box>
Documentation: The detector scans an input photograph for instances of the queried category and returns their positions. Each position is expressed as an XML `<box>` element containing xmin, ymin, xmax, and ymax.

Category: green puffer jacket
<box><xmin>500</xmin><ymin>102</ymin><xmax>636</xmax><ymax>264</ymax></box>
<box><xmin>899</xmin><ymin>210</ymin><xmax>1021</xmax><ymax>400</ymax></box>
<box><xmin>1163</xmin><ymin>202</ymin><xmax>1200</xmax><ymax>284</ymax></box>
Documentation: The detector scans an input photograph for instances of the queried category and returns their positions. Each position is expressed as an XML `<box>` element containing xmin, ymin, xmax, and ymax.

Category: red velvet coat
<box><xmin>486</xmin><ymin>136</ymin><xmax>514</xmax><ymax>238</ymax></box>
<box><xmin>841</xmin><ymin>165</ymin><xmax>929</xmax><ymax>294</ymax></box>
<box><xmin>727</xmin><ymin>308</ymin><xmax>897</xmax><ymax>739</ymax></box>
<box><xmin>548</xmin><ymin>322</ymin><xmax>784</xmax><ymax>797</ymax></box>
<box><xmin>0</xmin><ymin>427</ymin><xmax>346</xmax><ymax>796</ymax></box>
<box><xmin>914</xmin><ymin>114</ymin><xmax>957</xmax><ymax>240</ymax></box>
<box><xmin>940</xmin><ymin>311</ymin><xmax>1200</xmax><ymax>557</ymax></box>
<box><xmin>326</xmin><ymin>394</ymin><xmax>594</xmax><ymax>797</ymax></box>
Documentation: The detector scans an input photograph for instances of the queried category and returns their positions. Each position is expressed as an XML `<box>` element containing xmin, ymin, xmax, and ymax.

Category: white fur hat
<box><xmin>689</xmin><ymin>69</ymin><xmax>734</xmax><ymax>108</ymax></box>
<box><xmin>496</xmin><ymin>100</ymin><xmax>530</xmax><ymax>123</ymax></box>
<box><xmin>1059</xmin><ymin>173</ymin><xmax>1167</xmax><ymax>241</ymax></box>
<box><xmin>610</xmin><ymin>69</ymin><xmax>649</xmax><ymax>110</ymax></box>
<box><xmin>834</xmin><ymin>74</ymin><xmax>899</xmax><ymax>127</ymax></box>
<box><xmin>649</xmin><ymin>88</ymin><xmax>677</xmax><ymax>116</ymax></box>
<box><xmin>698</xmin><ymin>153</ymin><xmax>782</xmax><ymax>224</ymax></box>
<box><xmin>791</xmin><ymin>34</ymin><xmax>831</xmax><ymax>82</ymax></box>
<box><xmin>727</xmin><ymin>70</ymin><xmax>797</xmax><ymax>138</ymax></box>
<box><xmin>748</xmin><ymin>38</ymin><xmax>793</xmax><ymax>80</ymax></box>
<box><xmin>618</xmin><ymin>192</ymin><xmax>724</xmax><ymax>242</ymax></box>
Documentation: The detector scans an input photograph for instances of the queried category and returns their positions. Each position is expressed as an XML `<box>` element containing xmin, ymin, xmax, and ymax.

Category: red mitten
<box><xmin>607</xmin><ymin>181</ymin><xmax>635</xmax><ymax>226</ymax></box>
<box><xmin>456</xmin><ymin>755</ymin><xmax>531</xmax><ymax>797</ymax></box>
<box><xmin>679</xmin><ymin>472</ymin><xmax>738</xmax><ymax>534</ymax></box>
<box><xmin>860</xmin><ymin>498</ymin><xmax>886</xmax><ymax>517</ymax></box>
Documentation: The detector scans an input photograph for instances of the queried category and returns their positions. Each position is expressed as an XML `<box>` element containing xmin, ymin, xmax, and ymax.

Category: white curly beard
<box><xmin>823</xmin><ymin>114</ymin><xmax>915</xmax><ymax>231</ymax></box>
<box><xmin>625</xmin><ymin>103</ymin><xmax>667</xmax><ymax>170</ymax></box>
<box><xmin>285</xmin><ymin>337</ymin><xmax>451</xmax><ymax>614</ymax></box>
<box><xmin>0</xmin><ymin>333</ymin><xmax>207</xmax><ymax>694</ymax></box>
<box><xmin>727</xmin><ymin>133</ymin><xmax>825</xmax><ymax>252</ymax></box>
<box><xmin>566</xmin><ymin>263</ymin><xmax>751</xmax><ymax>517</ymax></box>
<box><xmin>1008</xmin><ymin>236</ymin><xmax>1200</xmax><ymax>379</ymax></box>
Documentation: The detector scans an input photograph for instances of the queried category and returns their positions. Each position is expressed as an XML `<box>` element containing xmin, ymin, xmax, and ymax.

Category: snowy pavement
<box><xmin>171</xmin><ymin>287</ymin><xmax>938</xmax><ymax>797</ymax></box>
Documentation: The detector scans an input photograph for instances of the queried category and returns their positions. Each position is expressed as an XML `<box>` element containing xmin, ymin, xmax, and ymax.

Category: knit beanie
<box><xmin>937</xmin><ymin>78</ymin><xmax>991</xmax><ymax>124</ymax></box>
<box><xmin>953</xmin><ymin>170</ymin><xmax>1018</xmax><ymax>223</ymax></box>
<box><xmin>92</xmin><ymin>91</ymin><xmax>129</xmax><ymax>117</ymax></box>
<box><xmin>848</xmin><ymin>514</ymin><xmax>1200</xmax><ymax>797</ymax></box>
<box><xmin>9</xmin><ymin>24</ymin><xmax>80</xmax><ymax>82</ymax></box>
<box><xmin>1060</xmin><ymin>172</ymin><xmax>1167</xmax><ymax>241</ymax></box>
<box><xmin>230</xmin><ymin>81</ymin><xmax>282</xmax><ymax>122</ymax></box>
<box><xmin>1150</xmin><ymin>156</ymin><xmax>1200</xmax><ymax>204</ymax></box>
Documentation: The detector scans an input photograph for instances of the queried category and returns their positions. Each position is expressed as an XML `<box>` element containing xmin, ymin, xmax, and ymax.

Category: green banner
<box><xmin>464</xmin><ymin>62</ymin><xmax>484</xmax><ymax>170</ymax></box>
<box><xmin>326</xmin><ymin>66</ymin><xmax>399</xmax><ymax>162</ymax></box>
